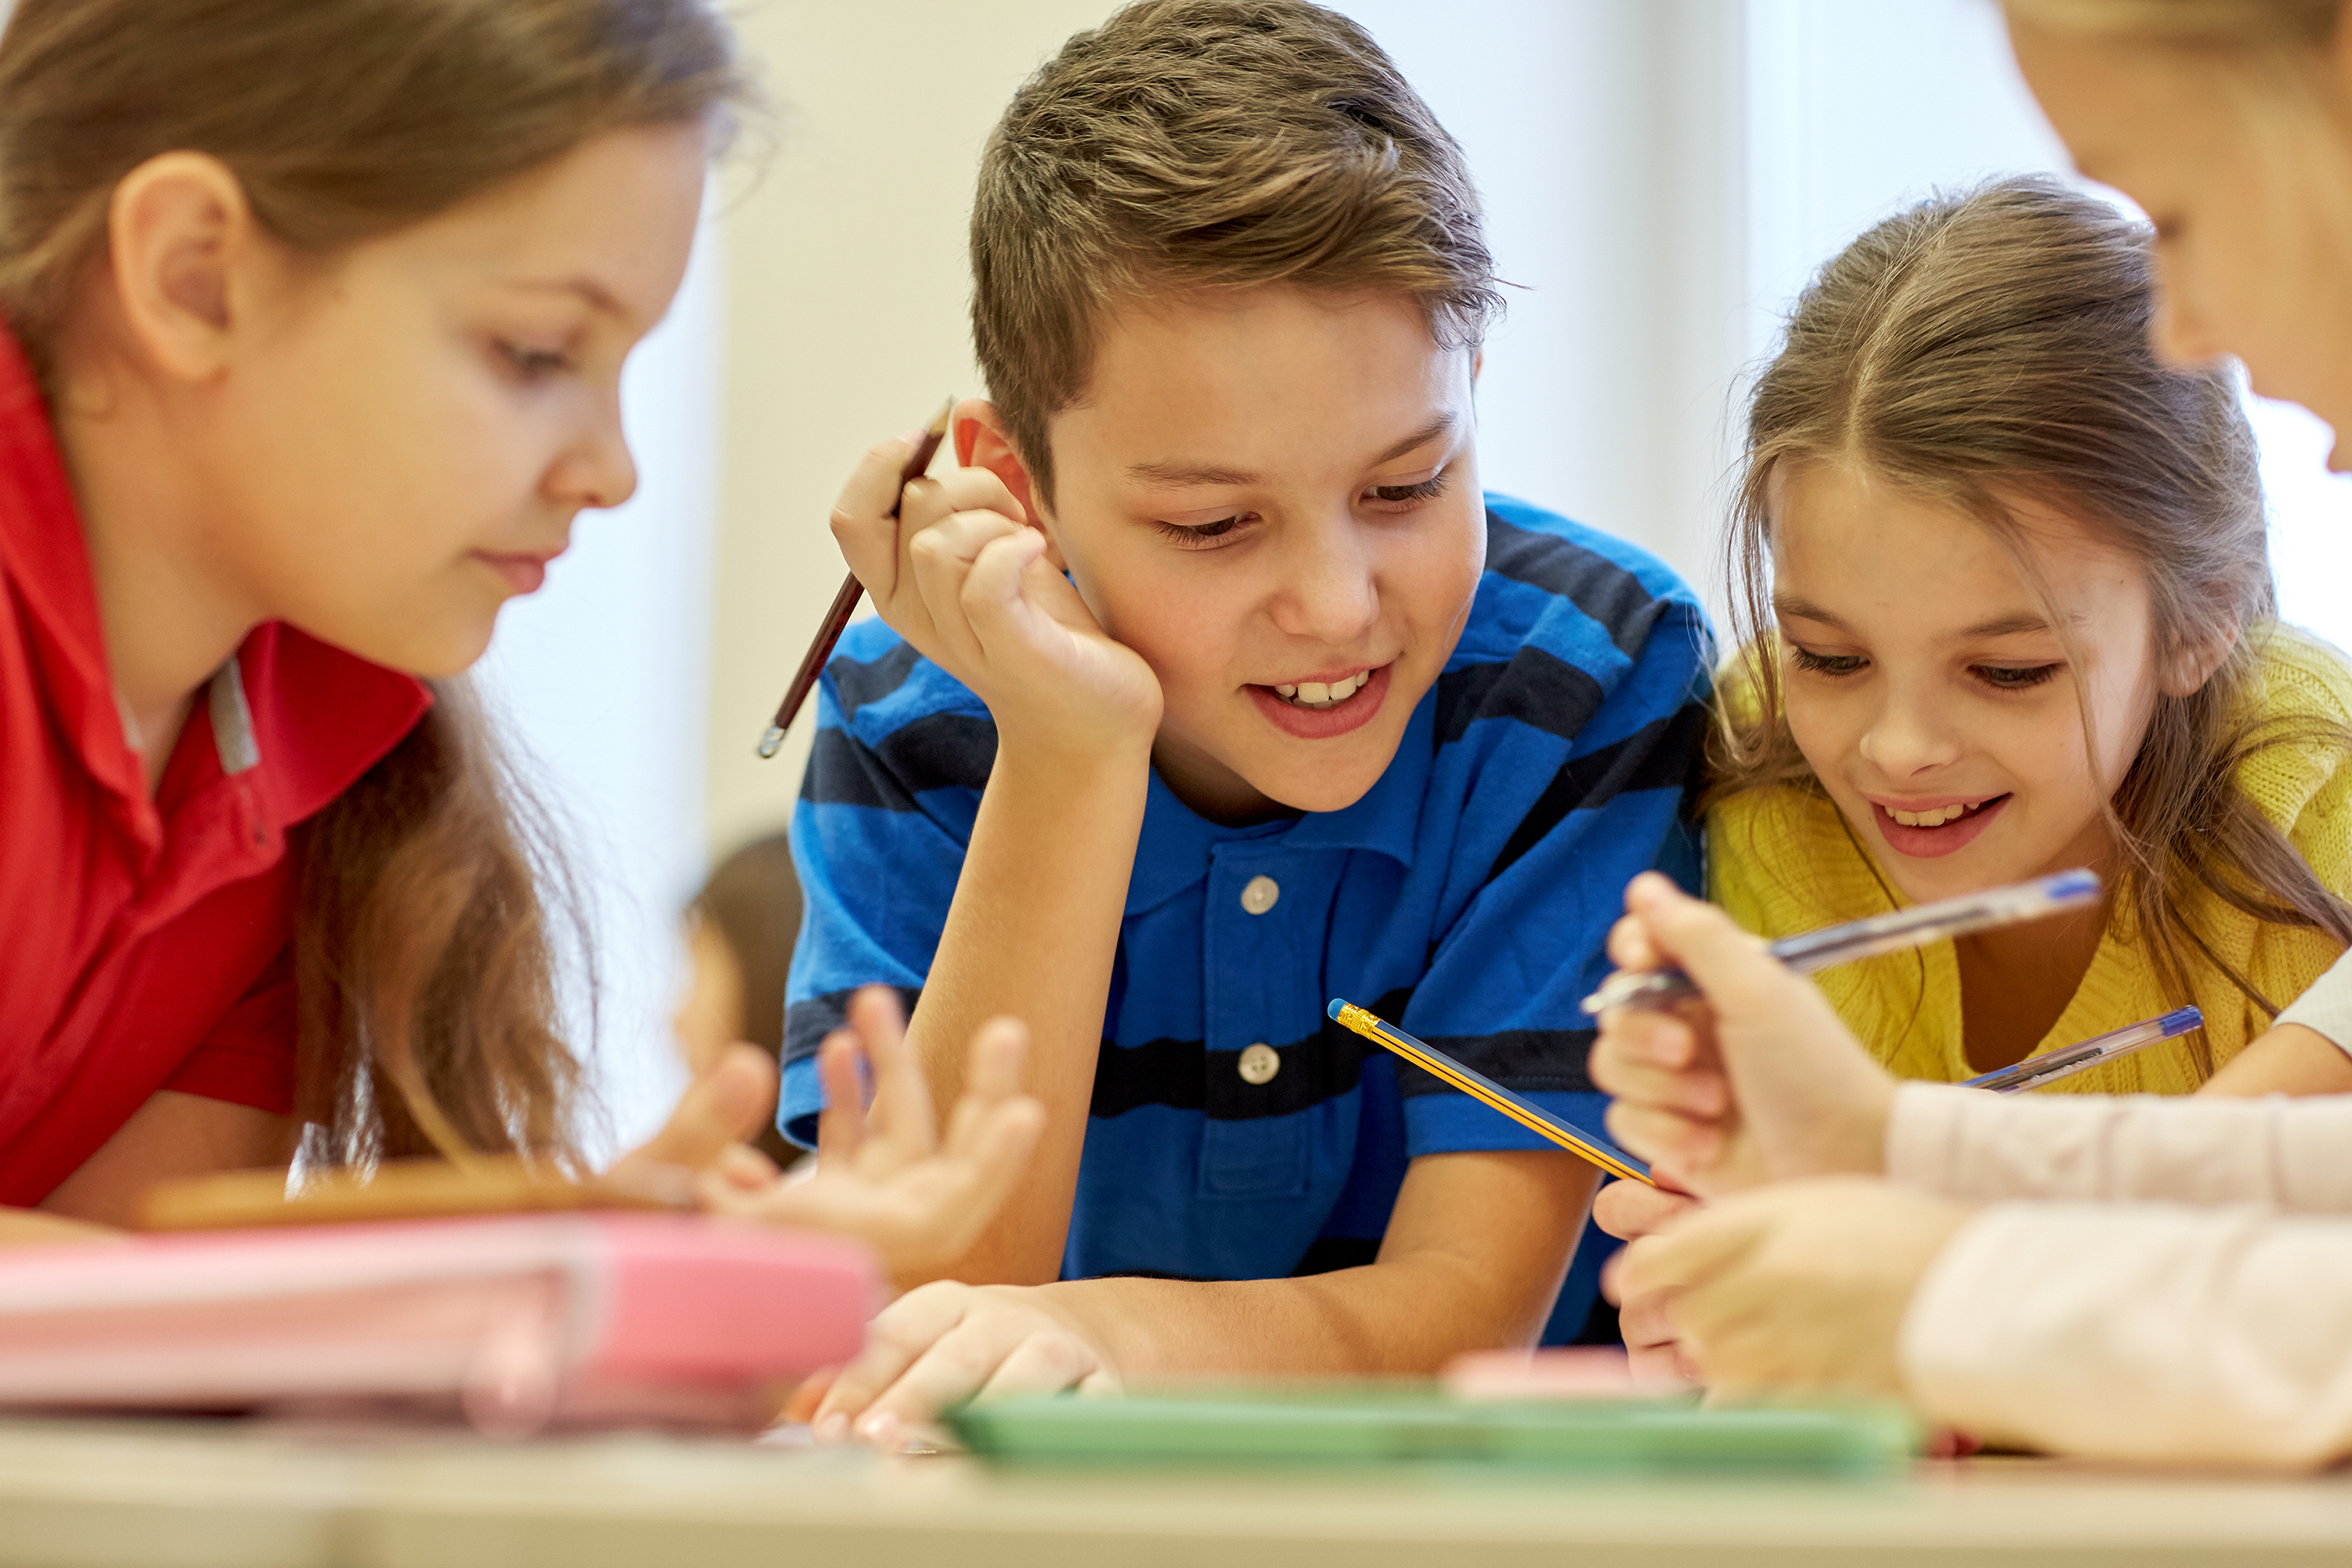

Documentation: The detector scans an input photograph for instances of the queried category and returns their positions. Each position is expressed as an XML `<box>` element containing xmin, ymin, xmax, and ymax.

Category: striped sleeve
<box><xmin>779</xmin><ymin>623</ymin><xmax>994</xmax><ymax>1144</ymax></box>
<box><xmin>1396</xmin><ymin>509</ymin><xmax>1711</xmax><ymax>1155</ymax></box>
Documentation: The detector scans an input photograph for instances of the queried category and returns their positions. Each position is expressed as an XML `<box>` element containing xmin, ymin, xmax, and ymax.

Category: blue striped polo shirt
<box><xmin>783</xmin><ymin>494</ymin><xmax>1711</xmax><ymax>1300</ymax></box>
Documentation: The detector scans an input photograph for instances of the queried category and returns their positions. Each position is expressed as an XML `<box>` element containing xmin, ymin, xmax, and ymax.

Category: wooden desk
<box><xmin>2</xmin><ymin>1414</ymin><xmax>2349</xmax><ymax>1567</ymax></box>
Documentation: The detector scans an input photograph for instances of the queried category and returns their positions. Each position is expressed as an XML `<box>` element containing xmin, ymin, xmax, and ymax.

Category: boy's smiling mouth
<box><xmin>1269</xmin><ymin>667</ymin><xmax>1375</xmax><ymax>710</ymax></box>
<box><xmin>1248</xmin><ymin>662</ymin><xmax>1393</xmax><ymax>739</ymax></box>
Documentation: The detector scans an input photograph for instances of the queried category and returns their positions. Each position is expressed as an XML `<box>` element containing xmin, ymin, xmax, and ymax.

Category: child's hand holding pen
<box><xmin>1587</xmin><ymin>873</ymin><xmax>1899</xmax><ymax>1198</ymax></box>
<box><xmin>827</xmin><ymin>411</ymin><xmax>1162</xmax><ymax>758</ymax></box>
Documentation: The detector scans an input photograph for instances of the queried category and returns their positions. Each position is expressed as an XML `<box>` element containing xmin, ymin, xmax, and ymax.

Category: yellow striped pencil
<box><xmin>1327</xmin><ymin>999</ymin><xmax>1654</xmax><ymax>1186</ymax></box>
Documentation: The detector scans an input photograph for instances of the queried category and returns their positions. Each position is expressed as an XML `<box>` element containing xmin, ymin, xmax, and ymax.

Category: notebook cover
<box><xmin>0</xmin><ymin>1212</ymin><xmax>878</xmax><ymax>1434</ymax></box>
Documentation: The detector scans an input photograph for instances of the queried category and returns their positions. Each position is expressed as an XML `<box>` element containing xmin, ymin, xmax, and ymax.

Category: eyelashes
<box><xmin>1790</xmin><ymin>647</ymin><xmax>1866</xmax><ymax>677</ymax></box>
<box><xmin>498</xmin><ymin>341</ymin><xmax>575</xmax><ymax>381</ymax></box>
<box><xmin>1787</xmin><ymin>646</ymin><xmax>2063</xmax><ymax>692</ymax></box>
<box><xmin>1151</xmin><ymin>466</ymin><xmax>1454</xmax><ymax>549</ymax></box>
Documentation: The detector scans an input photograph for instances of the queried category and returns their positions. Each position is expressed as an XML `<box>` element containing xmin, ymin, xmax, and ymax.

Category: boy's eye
<box><xmin>1363</xmin><ymin>469</ymin><xmax>1451</xmax><ymax>510</ymax></box>
<box><xmin>1153</xmin><ymin>514</ymin><xmax>1251</xmax><ymax>548</ymax></box>
<box><xmin>1790</xmin><ymin>646</ymin><xmax>1866</xmax><ymax>677</ymax></box>
<box><xmin>500</xmin><ymin>341</ymin><xmax>574</xmax><ymax>380</ymax></box>
<box><xmin>1974</xmin><ymin>663</ymin><xmax>2061</xmax><ymax>691</ymax></box>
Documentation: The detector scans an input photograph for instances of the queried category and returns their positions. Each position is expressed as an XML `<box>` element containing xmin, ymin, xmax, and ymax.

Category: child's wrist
<box><xmin>992</xmin><ymin>710</ymin><xmax>1158</xmax><ymax>775</ymax></box>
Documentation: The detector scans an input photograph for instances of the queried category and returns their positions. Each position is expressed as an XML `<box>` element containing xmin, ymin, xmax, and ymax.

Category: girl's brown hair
<box><xmin>1717</xmin><ymin>175</ymin><xmax>2352</xmax><ymax>1036</ymax></box>
<box><xmin>0</xmin><ymin>0</ymin><xmax>747</xmax><ymax>1169</ymax></box>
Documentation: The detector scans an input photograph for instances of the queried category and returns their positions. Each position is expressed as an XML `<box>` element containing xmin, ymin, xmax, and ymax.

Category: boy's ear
<box><xmin>102</xmin><ymin>152</ymin><xmax>267</xmax><ymax>383</ymax></box>
<box><xmin>2160</xmin><ymin>620</ymin><xmax>2238</xmax><ymax>699</ymax></box>
<box><xmin>954</xmin><ymin>397</ymin><xmax>1069</xmax><ymax>570</ymax></box>
<box><xmin>956</xmin><ymin>396</ymin><xmax>1039</xmax><ymax>515</ymax></box>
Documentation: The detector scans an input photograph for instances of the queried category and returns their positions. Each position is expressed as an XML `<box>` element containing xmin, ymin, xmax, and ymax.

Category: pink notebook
<box><xmin>0</xmin><ymin>1213</ymin><xmax>879</xmax><ymax>1435</ymax></box>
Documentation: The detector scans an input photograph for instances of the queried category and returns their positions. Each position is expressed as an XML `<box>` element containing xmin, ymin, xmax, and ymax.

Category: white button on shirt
<box><xmin>1240</xmin><ymin>875</ymin><xmax>1281</xmax><ymax>915</ymax></box>
<box><xmin>1237</xmin><ymin>1042</ymin><xmax>1281</xmax><ymax>1084</ymax></box>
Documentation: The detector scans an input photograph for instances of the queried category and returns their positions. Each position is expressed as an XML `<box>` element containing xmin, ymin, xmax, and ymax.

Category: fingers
<box><xmin>815</xmin><ymin>1283</ymin><xmax>1104</xmax><ymax>1442</ymax></box>
<box><xmin>850</xmin><ymin>985</ymin><xmax>937</xmax><ymax>1167</ymax></box>
<box><xmin>1606</xmin><ymin>909</ymin><xmax>1666</xmax><ymax>973</ymax></box>
<box><xmin>970</xmin><ymin>1325</ymin><xmax>1111</xmax><ymax>1405</ymax></box>
<box><xmin>813</xmin><ymin>1281</ymin><xmax>974</xmax><ymax>1434</ymax></box>
<box><xmin>959</xmin><ymin>1015</ymin><xmax>1029</xmax><ymax>1107</ymax></box>
<box><xmin>814</xmin><ymin>1032</ymin><xmax>868</xmax><ymax>1164</ymax></box>
<box><xmin>621</xmin><ymin>1044</ymin><xmax>776</xmax><ymax>1174</ymax></box>
<box><xmin>927</xmin><ymin>1092</ymin><xmax>1046</xmax><ymax>1266</ymax></box>
<box><xmin>1620</xmin><ymin>873</ymin><xmax>1783</xmax><ymax>1012</ymax></box>
<box><xmin>1590</xmin><ymin>1010</ymin><xmax>1721</xmax><ymax>1104</ymax></box>
<box><xmin>1615</xmin><ymin>1202</ymin><xmax>1768</xmax><ymax>1304</ymax></box>
<box><xmin>1604</xmin><ymin>1100</ymin><xmax>1723</xmax><ymax>1180</ymax></box>
<box><xmin>906</xmin><ymin>505</ymin><xmax>1032</xmax><ymax>670</ymax></box>
<box><xmin>1591</xmin><ymin>1179</ymin><xmax>1699</xmax><ymax>1243</ymax></box>
<box><xmin>855</xmin><ymin>1312</ymin><xmax>1098</xmax><ymax>1437</ymax></box>
<box><xmin>710</xmin><ymin>1143</ymin><xmax>781</xmax><ymax>1193</ymax></box>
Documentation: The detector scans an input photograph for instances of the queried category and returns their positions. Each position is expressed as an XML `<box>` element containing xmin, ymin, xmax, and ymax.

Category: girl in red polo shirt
<box><xmin>0</xmin><ymin>0</ymin><xmax>1039</xmax><ymax>1274</ymax></box>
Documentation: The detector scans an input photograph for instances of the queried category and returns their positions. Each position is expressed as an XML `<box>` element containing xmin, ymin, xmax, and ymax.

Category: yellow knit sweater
<box><xmin>1707</xmin><ymin>627</ymin><xmax>2352</xmax><ymax>1094</ymax></box>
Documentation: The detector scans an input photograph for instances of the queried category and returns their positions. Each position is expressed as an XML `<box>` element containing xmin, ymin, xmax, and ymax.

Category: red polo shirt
<box><xmin>0</xmin><ymin>334</ymin><xmax>430</xmax><ymax>1205</ymax></box>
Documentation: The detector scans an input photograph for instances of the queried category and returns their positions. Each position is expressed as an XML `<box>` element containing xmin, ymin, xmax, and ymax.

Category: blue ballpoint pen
<box><xmin>1965</xmin><ymin>1006</ymin><xmax>2204</xmax><ymax>1094</ymax></box>
<box><xmin>1581</xmin><ymin>868</ymin><xmax>2104</xmax><ymax>1015</ymax></box>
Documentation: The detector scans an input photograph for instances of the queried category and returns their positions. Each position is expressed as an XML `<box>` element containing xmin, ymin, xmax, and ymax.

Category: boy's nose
<box><xmin>1269</xmin><ymin>517</ymin><xmax>1380</xmax><ymax>645</ymax></box>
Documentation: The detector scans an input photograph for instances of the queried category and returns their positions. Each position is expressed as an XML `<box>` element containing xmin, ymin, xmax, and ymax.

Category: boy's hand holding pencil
<box><xmin>828</xmin><ymin>416</ymin><xmax>1162</xmax><ymax>758</ymax></box>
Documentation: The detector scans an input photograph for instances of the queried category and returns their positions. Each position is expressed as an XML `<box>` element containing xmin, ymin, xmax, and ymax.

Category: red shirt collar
<box><xmin>0</xmin><ymin>329</ymin><xmax>430</xmax><ymax>836</ymax></box>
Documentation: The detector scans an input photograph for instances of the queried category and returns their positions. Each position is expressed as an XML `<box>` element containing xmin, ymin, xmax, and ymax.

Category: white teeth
<box><xmin>1271</xmin><ymin>670</ymin><xmax>1371</xmax><ymax>709</ymax></box>
<box><xmin>1889</xmin><ymin>802</ymin><xmax>1981</xmax><ymax>828</ymax></box>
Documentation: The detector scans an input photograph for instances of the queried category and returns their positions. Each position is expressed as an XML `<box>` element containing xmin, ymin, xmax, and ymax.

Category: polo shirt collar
<box><xmin>1122</xmin><ymin>688</ymin><xmax>1434</xmax><ymax>916</ymax></box>
<box><xmin>0</xmin><ymin>325</ymin><xmax>429</xmax><ymax>839</ymax></box>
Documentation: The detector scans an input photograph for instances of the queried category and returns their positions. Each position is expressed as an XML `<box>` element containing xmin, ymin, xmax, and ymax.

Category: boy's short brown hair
<box><xmin>972</xmin><ymin>0</ymin><xmax>1501</xmax><ymax>500</ymax></box>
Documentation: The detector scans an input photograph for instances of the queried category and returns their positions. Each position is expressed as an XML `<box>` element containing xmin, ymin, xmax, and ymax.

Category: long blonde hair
<box><xmin>1715</xmin><ymin>176</ymin><xmax>2352</xmax><ymax>1036</ymax></box>
<box><xmin>0</xmin><ymin>0</ymin><xmax>748</xmax><ymax>1169</ymax></box>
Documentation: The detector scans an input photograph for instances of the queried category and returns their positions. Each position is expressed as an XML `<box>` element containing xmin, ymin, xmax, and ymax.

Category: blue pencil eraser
<box><xmin>1326</xmin><ymin>999</ymin><xmax>1346</xmax><ymax>1021</ymax></box>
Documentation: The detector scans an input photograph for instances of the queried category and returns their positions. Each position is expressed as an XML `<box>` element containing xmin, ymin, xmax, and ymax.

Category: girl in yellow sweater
<box><xmin>1706</xmin><ymin>175</ymin><xmax>2352</xmax><ymax>1100</ymax></box>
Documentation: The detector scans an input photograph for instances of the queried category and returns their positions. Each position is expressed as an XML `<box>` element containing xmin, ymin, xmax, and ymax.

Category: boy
<box><xmin>786</xmin><ymin>0</ymin><xmax>1710</xmax><ymax>1431</ymax></box>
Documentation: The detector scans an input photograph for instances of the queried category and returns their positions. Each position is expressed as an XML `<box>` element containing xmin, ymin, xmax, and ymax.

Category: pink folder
<box><xmin>0</xmin><ymin>1213</ymin><xmax>879</xmax><ymax>1435</ymax></box>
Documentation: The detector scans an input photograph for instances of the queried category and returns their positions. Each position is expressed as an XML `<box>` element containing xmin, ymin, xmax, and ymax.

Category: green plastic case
<box><xmin>945</xmin><ymin>1386</ymin><xmax>1917</xmax><ymax>1476</ymax></box>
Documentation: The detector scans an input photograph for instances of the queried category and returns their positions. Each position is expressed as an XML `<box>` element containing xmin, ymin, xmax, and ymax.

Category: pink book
<box><xmin>0</xmin><ymin>1213</ymin><xmax>879</xmax><ymax>1435</ymax></box>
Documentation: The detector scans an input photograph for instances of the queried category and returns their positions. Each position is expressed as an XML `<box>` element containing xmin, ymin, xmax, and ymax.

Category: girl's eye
<box><xmin>500</xmin><ymin>342</ymin><xmax>573</xmax><ymax>381</ymax></box>
<box><xmin>1364</xmin><ymin>469</ymin><xmax>1451</xmax><ymax>511</ymax></box>
<box><xmin>1974</xmin><ymin>663</ymin><xmax>2061</xmax><ymax>691</ymax></box>
<box><xmin>1153</xmin><ymin>514</ymin><xmax>1251</xmax><ymax>548</ymax></box>
<box><xmin>1790</xmin><ymin>647</ymin><xmax>1867</xmax><ymax>677</ymax></box>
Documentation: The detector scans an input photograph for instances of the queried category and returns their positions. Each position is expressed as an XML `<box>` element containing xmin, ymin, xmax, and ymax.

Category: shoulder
<box><xmin>804</xmin><ymin>620</ymin><xmax>996</xmax><ymax>809</ymax></box>
<box><xmin>1440</xmin><ymin>496</ymin><xmax>1712</xmax><ymax>750</ymax></box>
<box><xmin>2249</xmin><ymin>623</ymin><xmax>2352</xmax><ymax>728</ymax></box>
<box><xmin>1469</xmin><ymin>495</ymin><xmax>1707</xmax><ymax>663</ymax></box>
<box><xmin>2235</xmin><ymin>624</ymin><xmax>2352</xmax><ymax>853</ymax></box>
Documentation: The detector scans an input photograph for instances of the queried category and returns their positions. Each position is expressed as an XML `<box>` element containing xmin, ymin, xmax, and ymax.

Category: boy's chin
<box><xmin>1230</xmin><ymin>743</ymin><xmax>1395</xmax><ymax>815</ymax></box>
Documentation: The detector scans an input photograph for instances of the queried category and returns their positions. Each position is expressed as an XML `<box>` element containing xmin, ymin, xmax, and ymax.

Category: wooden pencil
<box><xmin>757</xmin><ymin>396</ymin><xmax>956</xmax><ymax>758</ymax></box>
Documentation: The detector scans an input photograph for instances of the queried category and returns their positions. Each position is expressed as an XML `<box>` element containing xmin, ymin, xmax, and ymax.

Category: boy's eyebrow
<box><xmin>1124</xmin><ymin>415</ymin><xmax>1459</xmax><ymax>489</ymax></box>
